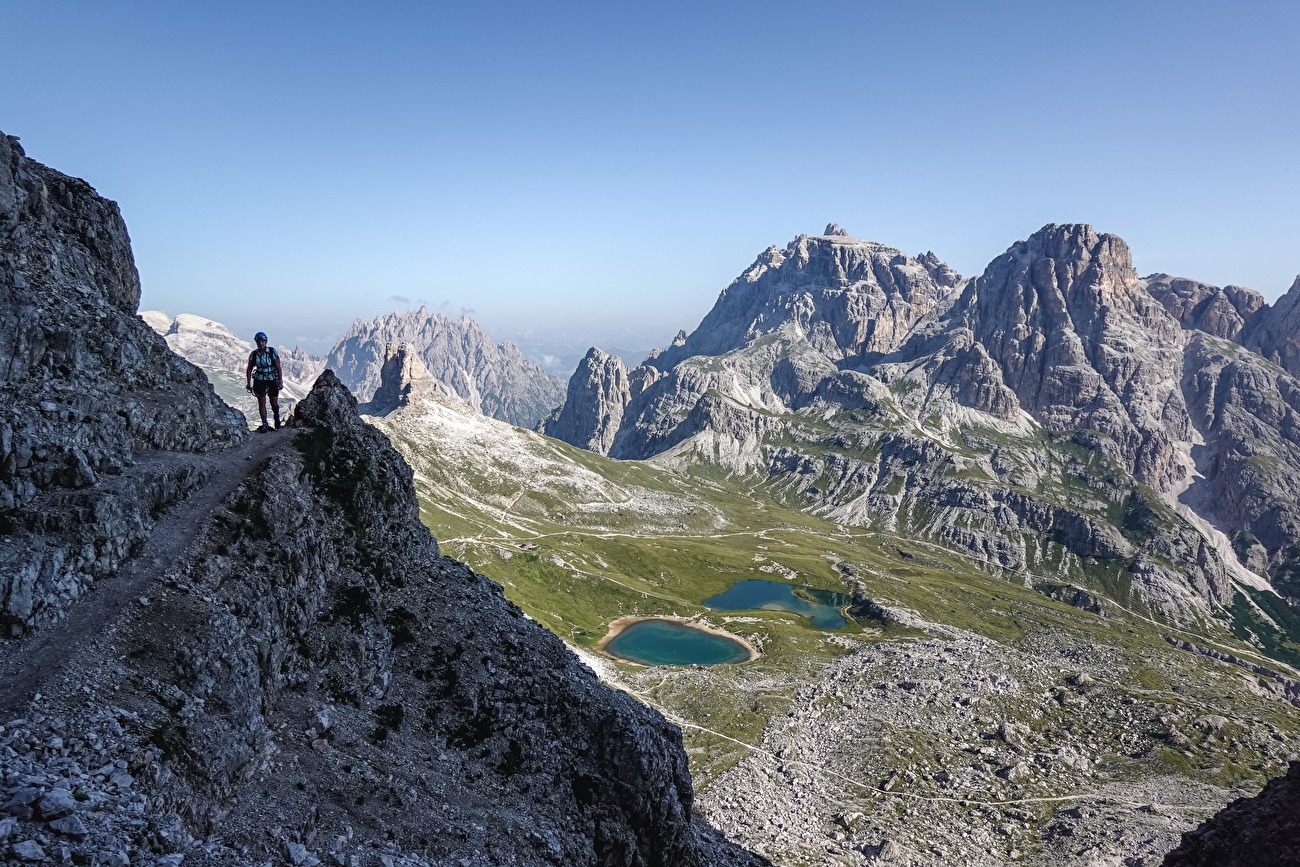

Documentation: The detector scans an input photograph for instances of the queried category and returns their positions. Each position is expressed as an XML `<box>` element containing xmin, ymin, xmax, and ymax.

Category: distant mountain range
<box><xmin>144</xmin><ymin>307</ymin><xmax>566</xmax><ymax>430</ymax></box>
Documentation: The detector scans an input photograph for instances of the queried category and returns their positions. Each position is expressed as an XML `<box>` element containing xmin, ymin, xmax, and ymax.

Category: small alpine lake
<box><xmin>599</xmin><ymin>617</ymin><xmax>755</xmax><ymax>666</ymax></box>
<box><xmin>703</xmin><ymin>579</ymin><xmax>852</xmax><ymax>630</ymax></box>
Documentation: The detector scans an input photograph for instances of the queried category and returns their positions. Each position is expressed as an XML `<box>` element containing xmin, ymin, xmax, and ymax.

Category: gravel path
<box><xmin>0</xmin><ymin>432</ymin><xmax>286</xmax><ymax>712</ymax></box>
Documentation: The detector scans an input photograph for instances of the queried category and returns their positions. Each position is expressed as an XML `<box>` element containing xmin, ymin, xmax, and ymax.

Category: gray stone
<box><xmin>12</xmin><ymin>839</ymin><xmax>46</xmax><ymax>861</ymax></box>
<box><xmin>49</xmin><ymin>814</ymin><xmax>87</xmax><ymax>838</ymax></box>
<box><xmin>4</xmin><ymin>787</ymin><xmax>42</xmax><ymax>809</ymax></box>
<box><xmin>37</xmin><ymin>787</ymin><xmax>76</xmax><ymax>819</ymax></box>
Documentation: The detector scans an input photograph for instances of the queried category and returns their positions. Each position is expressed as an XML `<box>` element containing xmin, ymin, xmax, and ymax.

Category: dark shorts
<box><xmin>252</xmin><ymin>379</ymin><xmax>280</xmax><ymax>397</ymax></box>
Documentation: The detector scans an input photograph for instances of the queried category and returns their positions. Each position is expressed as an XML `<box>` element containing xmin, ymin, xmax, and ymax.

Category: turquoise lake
<box><xmin>603</xmin><ymin>619</ymin><xmax>752</xmax><ymax>666</ymax></box>
<box><xmin>703</xmin><ymin>579</ymin><xmax>851</xmax><ymax>630</ymax></box>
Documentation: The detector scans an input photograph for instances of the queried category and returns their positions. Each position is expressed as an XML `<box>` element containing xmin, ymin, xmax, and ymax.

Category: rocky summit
<box><xmin>325</xmin><ymin>308</ymin><xmax>565</xmax><ymax>429</ymax></box>
<box><xmin>547</xmin><ymin>223</ymin><xmax>1300</xmax><ymax>624</ymax></box>
<box><xmin>0</xmin><ymin>134</ymin><xmax>762</xmax><ymax>866</ymax></box>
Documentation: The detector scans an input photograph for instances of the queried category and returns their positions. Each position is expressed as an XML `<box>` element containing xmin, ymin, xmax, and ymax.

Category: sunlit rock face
<box><xmin>541</xmin><ymin>346</ymin><xmax>638</xmax><ymax>455</ymax></box>
<box><xmin>543</xmin><ymin>222</ymin><xmax>1300</xmax><ymax>613</ymax></box>
<box><xmin>325</xmin><ymin>307</ymin><xmax>565</xmax><ymax>429</ymax></box>
<box><xmin>952</xmin><ymin>224</ymin><xmax>1194</xmax><ymax>491</ymax></box>
<box><xmin>1143</xmin><ymin>272</ymin><xmax>1265</xmax><ymax>340</ymax></box>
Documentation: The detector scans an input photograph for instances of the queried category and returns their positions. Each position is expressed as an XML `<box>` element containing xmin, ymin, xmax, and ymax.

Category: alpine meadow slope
<box><xmin>365</xmin><ymin>335</ymin><xmax>1300</xmax><ymax>865</ymax></box>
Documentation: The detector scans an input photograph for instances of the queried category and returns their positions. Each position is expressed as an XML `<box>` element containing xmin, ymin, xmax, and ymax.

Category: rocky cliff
<box><xmin>0</xmin><ymin>135</ymin><xmax>762</xmax><ymax>867</ymax></box>
<box><xmin>325</xmin><ymin>308</ymin><xmax>565</xmax><ymax>429</ymax></box>
<box><xmin>0</xmin><ymin>132</ymin><xmax>247</xmax><ymax>635</ymax></box>
<box><xmin>1143</xmin><ymin>273</ymin><xmax>1265</xmax><ymax>340</ymax></box>
<box><xmin>540</xmin><ymin>347</ymin><xmax>657</xmax><ymax>455</ymax></box>
<box><xmin>359</xmin><ymin>342</ymin><xmax>441</xmax><ymax>415</ymax></box>
<box><xmin>546</xmin><ymin>223</ymin><xmax>1300</xmax><ymax>620</ymax></box>
<box><xmin>649</xmin><ymin>223</ymin><xmax>962</xmax><ymax>372</ymax></box>
<box><xmin>1242</xmin><ymin>275</ymin><xmax>1300</xmax><ymax>380</ymax></box>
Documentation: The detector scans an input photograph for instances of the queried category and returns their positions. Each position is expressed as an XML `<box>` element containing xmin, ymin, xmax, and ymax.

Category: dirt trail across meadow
<box><xmin>0</xmin><ymin>430</ymin><xmax>288</xmax><ymax>713</ymax></box>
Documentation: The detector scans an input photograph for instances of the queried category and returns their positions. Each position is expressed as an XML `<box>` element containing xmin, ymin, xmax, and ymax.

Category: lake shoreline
<box><xmin>597</xmin><ymin>615</ymin><xmax>760</xmax><ymax>665</ymax></box>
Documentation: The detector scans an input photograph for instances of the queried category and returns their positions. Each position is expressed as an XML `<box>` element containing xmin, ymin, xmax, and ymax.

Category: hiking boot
<box><xmin>257</xmin><ymin>424</ymin><xmax>271</xmax><ymax>433</ymax></box>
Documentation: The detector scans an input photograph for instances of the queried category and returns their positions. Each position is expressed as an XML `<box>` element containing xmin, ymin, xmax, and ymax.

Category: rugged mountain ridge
<box><xmin>359</xmin><ymin>342</ymin><xmax>442</xmax><ymax>415</ymax></box>
<box><xmin>1242</xmin><ymin>275</ymin><xmax>1300</xmax><ymax>380</ymax></box>
<box><xmin>0</xmin><ymin>133</ymin><xmax>762</xmax><ymax>866</ymax></box>
<box><xmin>326</xmin><ymin>308</ymin><xmax>565</xmax><ymax>428</ymax></box>
<box><xmin>546</xmin><ymin>223</ymin><xmax>1300</xmax><ymax>624</ymax></box>
<box><xmin>540</xmin><ymin>347</ymin><xmax>663</xmax><ymax>455</ymax></box>
<box><xmin>0</xmin><ymin>132</ymin><xmax>247</xmax><ymax>635</ymax></box>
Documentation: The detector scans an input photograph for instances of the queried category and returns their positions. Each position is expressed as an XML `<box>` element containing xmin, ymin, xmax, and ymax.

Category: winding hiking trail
<box><xmin>0</xmin><ymin>430</ymin><xmax>288</xmax><ymax>713</ymax></box>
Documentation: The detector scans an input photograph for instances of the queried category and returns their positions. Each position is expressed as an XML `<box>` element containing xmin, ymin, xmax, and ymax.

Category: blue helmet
<box><xmin>254</xmin><ymin>331</ymin><xmax>268</xmax><ymax>341</ymax></box>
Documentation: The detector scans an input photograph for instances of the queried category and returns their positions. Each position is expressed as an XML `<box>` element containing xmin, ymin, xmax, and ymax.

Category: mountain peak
<box><xmin>823</xmin><ymin>222</ymin><xmax>849</xmax><ymax>237</ymax></box>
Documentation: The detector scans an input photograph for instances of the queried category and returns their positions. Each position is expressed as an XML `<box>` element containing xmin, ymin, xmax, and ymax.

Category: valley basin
<box><xmin>598</xmin><ymin>616</ymin><xmax>758</xmax><ymax>666</ymax></box>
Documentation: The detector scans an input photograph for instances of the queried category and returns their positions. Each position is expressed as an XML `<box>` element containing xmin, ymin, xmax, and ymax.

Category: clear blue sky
<box><xmin>4</xmin><ymin>0</ymin><xmax>1298</xmax><ymax>359</ymax></box>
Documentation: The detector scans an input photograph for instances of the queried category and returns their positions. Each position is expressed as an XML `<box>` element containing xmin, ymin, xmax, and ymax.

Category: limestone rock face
<box><xmin>541</xmin><ymin>347</ymin><xmax>643</xmax><ymax>455</ymax></box>
<box><xmin>359</xmin><ymin>342</ymin><xmax>439</xmax><ymax>416</ymax></box>
<box><xmin>325</xmin><ymin>308</ymin><xmax>564</xmax><ymax>428</ymax></box>
<box><xmin>1180</xmin><ymin>333</ymin><xmax>1300</xmax><ymax>596</ymax></box>
<box><xmin>955</xmin><ymin>224</ymin><xmax>1192</xmax><ymax>490</ymax></box>
<box><xmin>277</xmin><ymin>343</ymin><xmax>326</xmax><ymax>383</ymax></box>
<box><xmin>1144</xmin><ymin>273</ymin><xmax>1265</xmax><ymax>340</ymax></box>
<box><xmin>650</xmin><ymin>231</ymin><xmax>962</xmax><ymax>371</ymax></box>
<box><xmin>0</xmin><ymin>131</ymin><xmax>246</xmax><ymax>634</ymax></box>
<box><xmin>1243</xmin><ymin>275</ymin><xmax>1300</xmax><ymax>380</ymax></box>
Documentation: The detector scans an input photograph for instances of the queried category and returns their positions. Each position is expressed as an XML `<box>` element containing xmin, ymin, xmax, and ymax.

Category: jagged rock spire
<box><xmin>823</xmin><ymin>223</ymin><xmax>849</xmax><ymax>237</ymax></box>
<box><xmin>359</xmin><ymin>342</ymin><xmax>436</xmax><ymax>416</ymax></box>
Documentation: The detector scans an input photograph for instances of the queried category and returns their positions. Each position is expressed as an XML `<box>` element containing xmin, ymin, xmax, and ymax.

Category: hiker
<box><xmin>245</xmin><ymin>331</ymin><xmax>284</xmax><ymax>431</ymax></box>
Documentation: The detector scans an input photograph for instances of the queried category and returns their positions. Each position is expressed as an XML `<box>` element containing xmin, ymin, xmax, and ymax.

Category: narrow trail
<box><xmin>0</xmin><ymin>430</ymin><xmax>287</xmax><ymax>713</ymax></box>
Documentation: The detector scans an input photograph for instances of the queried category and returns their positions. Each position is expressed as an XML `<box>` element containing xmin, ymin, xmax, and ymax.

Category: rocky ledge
<box><xmin>0</xmin><ymin>371</ymin><xmax>764</xmax><ymax>866</ymax></box>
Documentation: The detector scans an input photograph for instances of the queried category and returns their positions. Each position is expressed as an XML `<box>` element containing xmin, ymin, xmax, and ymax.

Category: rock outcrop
<box><xmin>325</xmin><ymin>308</ymin><xmax>565</xmax><ymax>428</ymax></box>
<box><xmin>359</xmin><ymin>342</ymin><xmax>440</xmax><ymax>415</ymax></box>
<box><xmin>954</xmin><ymin>224</ymin><xmax>1192</xmax><ymax>491</ymax></box>
<box><xmin>540</xmin><ymin>347</ymin><xmax>644</xmax><ymax>455</ymax></box>
<box><xmin>649</xmin><ymin>229</ymin><xmax>962</xmax><ymax>371</ymax></box>
<box><xmin>1164</xmin><ymin>761</ymin><xmax>1300</xmax><ymax>866</ymax></box>
<box><xmin>1143</xmin><ymin>273</ymin><xmax>1266</xmax><ymax>340</ymax></box>
<box><xmin>1242</xmin><ymin>275</ymin><xmax>1300</xmax><ymax>380</ymax></box>
<box><xmin>0</xmin><ymin>131</ymin><xmax>247</xmax><ymax>634</ymax></box>
<box><xmin>0</xmin><ymin>133</ymin><xmax>762</xmax><ymax>867</ymax></box>
<box><xmin>279</xmin><ymin>342</ymin><xmax>327</xmax><ymax>383</ymax></box>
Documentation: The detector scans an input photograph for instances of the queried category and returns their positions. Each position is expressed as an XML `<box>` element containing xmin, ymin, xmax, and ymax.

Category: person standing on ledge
<box><xmin>245</xmin><ymin>331</ymin><xmax>283</xmax><ymax>432</ymax></box>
